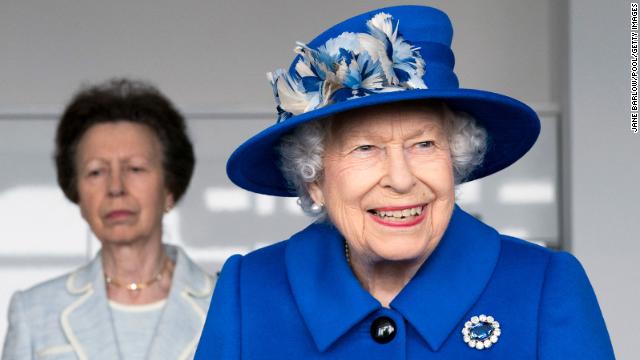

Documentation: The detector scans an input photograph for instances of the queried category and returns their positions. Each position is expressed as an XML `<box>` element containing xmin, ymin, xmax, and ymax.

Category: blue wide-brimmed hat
<box><xmin>227</xmin><ymin>5</ymin><xmax>540</xmax><ymax>196</ymax></box>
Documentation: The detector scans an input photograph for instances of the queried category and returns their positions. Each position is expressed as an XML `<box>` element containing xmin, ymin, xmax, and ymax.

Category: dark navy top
<box><xmin>195</xmin><ymin>206</ymin><xmax>614</xmax><ymax>359</ymax></box>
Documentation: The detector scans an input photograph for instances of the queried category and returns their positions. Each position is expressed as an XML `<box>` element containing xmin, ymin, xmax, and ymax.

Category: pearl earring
<box><xmin>310</xmin><ymin>202</ymin><xmax>324</xmax><ymax>213</ymax></box>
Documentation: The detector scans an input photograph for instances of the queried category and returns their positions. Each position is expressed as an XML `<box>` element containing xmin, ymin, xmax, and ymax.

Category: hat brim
<box><xmin>226</xmin><ymin>88</ymin><xmax>540</xmax><ymax>196</ymax></box>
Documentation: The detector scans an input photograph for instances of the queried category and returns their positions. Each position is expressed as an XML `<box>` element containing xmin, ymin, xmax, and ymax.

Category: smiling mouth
<box><xmin>367</xmin><ymin>204</ymin><xmax>427</xmax><ymax>226</ymax></box>
<box><xmin>369</xmin><ymin>205</ymin><xmax>423</xmax><ymax>219</ymax></box>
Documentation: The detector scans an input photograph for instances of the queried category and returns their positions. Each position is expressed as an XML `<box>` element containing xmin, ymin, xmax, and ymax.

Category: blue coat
<box><xmin>195</xmin><ymin>206</ymin><xmax>614</xmax><ymax>359</ymax></box>
<box><xmin>2</xmin><ymin>245</ymin><xmax>214</xmax><ymax>360</ymax></box>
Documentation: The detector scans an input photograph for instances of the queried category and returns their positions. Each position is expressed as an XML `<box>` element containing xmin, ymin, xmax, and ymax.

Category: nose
<box><xmin>379</xmin><ymin>147</ymin><xmax>416</xmax><ymax>193</ymax></box>
<box><xmin>107</xmin><ymin>169</ymin><xmax>126</xmax><ymax>197</ymax></box>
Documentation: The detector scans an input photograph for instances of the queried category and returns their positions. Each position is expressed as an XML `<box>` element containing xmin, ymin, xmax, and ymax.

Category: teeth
<box><xmin>375</xmin><ymin>206</ymin><xmax>423</xmax><ymax>219</ymax></box>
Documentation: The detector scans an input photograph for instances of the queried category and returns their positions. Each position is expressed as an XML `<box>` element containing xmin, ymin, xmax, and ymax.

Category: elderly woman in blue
<box><xmin>195</xmin><ymin>5</ymin><xmax>614</xmax><ymax>359</ymax></box>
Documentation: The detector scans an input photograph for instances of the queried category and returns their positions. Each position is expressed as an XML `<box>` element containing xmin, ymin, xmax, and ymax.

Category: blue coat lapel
<box><xmin>285</xmin><ymin>205</ymin><xmax>500</xmax><ymax>353</ymax></box>
<box><xmin>285</xmin><ymin>223</ymin><xmax>380</xmax><ymax>352</ymax></box>
<box><xmin>391</xmin><ymin>205</ymin><xmax>500</xmax><ymax>350</ymax></box>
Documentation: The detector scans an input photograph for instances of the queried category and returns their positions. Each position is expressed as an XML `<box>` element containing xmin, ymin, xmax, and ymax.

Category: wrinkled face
<box><xmin>75</xmin><ymin>121</ymin><xmax>172</xmax><ymax>245</ymax></box>
<box><xmin>308</xmin><ymin>104</ymin><xmax>455</xmax><ymax>264</ymax></box>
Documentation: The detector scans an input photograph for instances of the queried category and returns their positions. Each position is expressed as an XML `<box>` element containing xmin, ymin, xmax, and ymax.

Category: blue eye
<box><xmin>355</xmin><ymin>145</ymin><xmax>375</xmax><ymax>152</ymax></box>
<box><xmin>415</xmin><ymin>141</ymin><xmax>434</xmax><ymax>149</ymax></box>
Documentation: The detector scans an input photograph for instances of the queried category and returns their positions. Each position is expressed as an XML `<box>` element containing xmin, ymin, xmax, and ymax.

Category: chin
<box><xmin>98</xmin><ymin>232</ymin><xmax>141</xmax><ymax>246</ymax></box>
<box><xmin>373</xmin><ymin>242</ymin><xmax>433</xmax><ymax>263</ymax></box>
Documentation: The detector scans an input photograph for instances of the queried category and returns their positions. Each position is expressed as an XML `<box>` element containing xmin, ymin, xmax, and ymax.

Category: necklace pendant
<box><xmin>104</xmin><ymin>257</ymin><xmax>169</xmax><ymax>291</ymax></box>
<box><xmin>127</xmin><ymin>283</ymin><xmax>139</xmax><ymax>291</ymax></box>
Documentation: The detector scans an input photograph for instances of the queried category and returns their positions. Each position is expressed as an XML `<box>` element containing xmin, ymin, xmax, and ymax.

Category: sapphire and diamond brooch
<box><xmin>462</xmin><ymin>314</ymin><xmax>501</xmax><ymax>350</ymax></box>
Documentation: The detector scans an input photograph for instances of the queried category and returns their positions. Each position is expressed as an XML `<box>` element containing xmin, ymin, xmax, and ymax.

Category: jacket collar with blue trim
<box><xmin>285</xmin><ymin>205</ymin><xmax>501</xmax><ymax>353</ymax></box>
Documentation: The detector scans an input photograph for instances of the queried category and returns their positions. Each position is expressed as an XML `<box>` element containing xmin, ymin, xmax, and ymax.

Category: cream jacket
<box><xmin>2</xmin><ymin>245</ymin><xmax>214</xmax><ymax>360</ymax></box>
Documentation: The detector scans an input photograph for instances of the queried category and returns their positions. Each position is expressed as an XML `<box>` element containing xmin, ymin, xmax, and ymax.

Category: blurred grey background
<box><xmin>0</xmin><ymin>0</ymin><xmax>637</xmax><ymax>358</ymax></box>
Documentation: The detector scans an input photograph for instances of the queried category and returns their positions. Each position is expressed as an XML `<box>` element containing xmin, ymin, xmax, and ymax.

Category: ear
<box><xmin>307</xmin><ymin>181</ymin><xmax>325</xmax><ymax>206</ymax></box>
<box><xmin>164</xmin><ymin>191</ymin><xmax>175</xmax><ymax>212</ymax></box>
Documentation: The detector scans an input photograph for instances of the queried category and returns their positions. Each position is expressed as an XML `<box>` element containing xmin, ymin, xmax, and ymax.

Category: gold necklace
<box><xmin>105</xmin><ymin>258</ymin><xmax>169</xmax><ymax>291</ymax></box>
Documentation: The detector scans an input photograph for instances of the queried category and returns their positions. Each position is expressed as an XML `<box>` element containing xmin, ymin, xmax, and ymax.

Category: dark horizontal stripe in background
<box><xmin>0</xmin><ymin>255</ymin><xmax>87</xmax><ymax>267</ymax></box>
<box><xmin>0</xmin><ymin>112</ymin><xmax>275</xmax><ymax>121</ymax></box>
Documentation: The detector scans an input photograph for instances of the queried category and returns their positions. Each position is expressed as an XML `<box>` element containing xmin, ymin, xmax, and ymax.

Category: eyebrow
<box><xmin>339</xmin><ymin>123</ymin><xmax>440</xmax><ymax>143</ymax></box>
<box><xmin>78</xmin><ymin>156</ymin><xmax>152</xmax><ymax>168</ymax></box>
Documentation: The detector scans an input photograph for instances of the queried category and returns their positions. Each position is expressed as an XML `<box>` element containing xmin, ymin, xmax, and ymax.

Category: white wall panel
<box><xmin>568</xmin><ymin>1</ymin><xmax>640</xmax><ymax>358</ymax></box>
<box><xmin>0</xmin><ymin>0</ymin><xmax>554</xmax><ymax>113</ymax></box>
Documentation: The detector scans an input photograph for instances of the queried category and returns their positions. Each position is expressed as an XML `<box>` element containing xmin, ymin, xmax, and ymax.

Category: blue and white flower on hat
<box><xmin>269</xmin><ymin>12</ymin><xmax>428</xmax><ymax>122</ymax></box>
<box><xmin>365</xmin><ymin>12</ymin><xmax>427</xmax><ymax>88</ymax></box>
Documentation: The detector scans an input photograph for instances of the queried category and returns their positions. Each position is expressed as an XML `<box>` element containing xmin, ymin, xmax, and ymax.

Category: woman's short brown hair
<box><xmin>55</xmin><ymin>78</ymin><xmax>195</xmax><ymax>203</ymax></box>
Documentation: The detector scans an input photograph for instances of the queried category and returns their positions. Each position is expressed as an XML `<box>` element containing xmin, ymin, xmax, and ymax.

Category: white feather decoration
<box><xmin>268</xmin><ymin>12</ymin><xmax>429</xmax><ymax>121</ymax></box>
